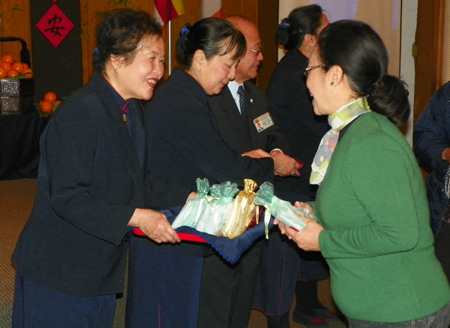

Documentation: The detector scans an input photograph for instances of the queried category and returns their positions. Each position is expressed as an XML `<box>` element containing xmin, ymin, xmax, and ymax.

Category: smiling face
<box><xmin>234</xmin><ymin>20</ymin><xmax>263</xmax><ymax>84</ymax></box>
<box><xmin>306</xmin><ymin>49</ymin><xmax>330</xmax><ymax>116</ymax></box>
<box><xmin>114</xmin><ymin>35</ymin><xmax>165</xmax><ymax>101</ymax></box>
<box><xmin>194</xmin><ymin>40</ymin><xmax>240</xmax><ymax>95</ymax></box>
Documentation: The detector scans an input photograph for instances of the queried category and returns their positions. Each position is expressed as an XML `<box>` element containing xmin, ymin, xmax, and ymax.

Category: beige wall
<box><xmin>278</xmin><ymin>0</ymin><xmax>401</xmax><ymax>76</ymax></box>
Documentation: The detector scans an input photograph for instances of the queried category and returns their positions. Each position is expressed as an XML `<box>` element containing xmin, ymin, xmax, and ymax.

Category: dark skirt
<box><xmin>125</xmin><ymin>235</ymin><xmax>205</xmax><ymax>328</ymax></box>
<box><xmin>252</xmin><ymin>191</ymin><xmax>329</xmax><ymax>316</ymax></box>
<box><xmin>435</xmin><ymin>220</ymin><xmax>450</xmax><ymax>283</ymax></box>
<box><xmin>13</xmin><ymin>273</ymin><xmax>115</xmax><ymax>328</ymax></box>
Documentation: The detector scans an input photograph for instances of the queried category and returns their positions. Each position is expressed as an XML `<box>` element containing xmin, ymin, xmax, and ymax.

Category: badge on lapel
<box><xmin>253</xmin><ymin>112</ymin><xmax>275</xmax><ymax>132</ymax></box>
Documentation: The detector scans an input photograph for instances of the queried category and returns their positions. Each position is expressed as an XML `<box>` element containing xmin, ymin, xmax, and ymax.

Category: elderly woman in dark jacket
<box><xmin>11</xmin><ymin>9</ymin><xmax>177</xmax><ymax>327</ymax></box>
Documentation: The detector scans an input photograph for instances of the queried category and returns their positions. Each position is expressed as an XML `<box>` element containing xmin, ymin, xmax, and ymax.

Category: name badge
<box><xmin>253</xmin><ymin>112</ymin><xmax>274</xmax><ymax>132</ymax></box>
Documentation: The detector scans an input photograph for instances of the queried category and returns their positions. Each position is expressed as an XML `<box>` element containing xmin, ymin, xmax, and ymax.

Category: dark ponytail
<box><xmin>367</xmin><ymin>74</ymin><xmax>410</xmax><ymax>126</ymax></box>
<box><xmin>276</xmin><ymin>4</ymin><xmax>323</xmax><ymax>51</ymax></box>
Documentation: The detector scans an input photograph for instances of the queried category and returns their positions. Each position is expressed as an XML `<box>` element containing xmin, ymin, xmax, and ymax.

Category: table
<box><xmin>0</xmin><ymin>111</ymin><xmax>48</xmax><ymax>180</ymax></box>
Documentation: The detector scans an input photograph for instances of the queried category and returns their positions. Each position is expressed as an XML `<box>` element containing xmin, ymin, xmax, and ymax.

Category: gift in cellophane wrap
<box><xmin>172</xmin><ymin>178</ymin><xmax>211</xmax><ymax>230</ymax></box>
<box><xmin>195</xmin><ymin>181</ymin><xmax>239</xmax><ymax>235</ymax></box>
<box><xmin>254</xmin><ymin>181</ymin><xmax>316</xmax><ymax>238</ymax></box>
<box><xmin>222</xmin><ymin>179</ymin><xmax>260</xmax><ymax>239</ymax></box>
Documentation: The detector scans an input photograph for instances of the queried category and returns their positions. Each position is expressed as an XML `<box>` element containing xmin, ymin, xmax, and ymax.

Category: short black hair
<box><xmin>93</xmin><ymin>9</ymin><xmax>162</xmax><ymax>73</ymax></box>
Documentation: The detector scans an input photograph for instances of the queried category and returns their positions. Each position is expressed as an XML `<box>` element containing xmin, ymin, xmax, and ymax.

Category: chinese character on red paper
<box><xmin>36</xmin><ymin>4</ymin><xmax>74</xmax><ymax>48</ymax></box>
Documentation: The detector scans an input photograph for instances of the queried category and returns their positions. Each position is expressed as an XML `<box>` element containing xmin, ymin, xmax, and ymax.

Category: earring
<box><xmin>330</xmin><ymin>81</ymin><xmax>334</xmax><ymax>86</ymax></box>
<box><xmin>115</xmin><ymin>67</ymin><xmax>120</xmax><ymax>72</ymax></box>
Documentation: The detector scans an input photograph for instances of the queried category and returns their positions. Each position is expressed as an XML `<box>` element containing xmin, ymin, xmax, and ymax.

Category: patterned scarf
<box><xmin>310</xmin><ymin>97</ymin><xmax>371</xmax><ymax>185</ymax></box>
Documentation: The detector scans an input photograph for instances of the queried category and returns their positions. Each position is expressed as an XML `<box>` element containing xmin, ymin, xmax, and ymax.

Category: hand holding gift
<box><xmin>172</xmin><ymin>178</ymin><xmax>210</xmax><ymax>229</ymax></box>
<box><xmin>254</xmin><ymin>182</ymin><xmax>316</xmax><ymax>238</ymax></box>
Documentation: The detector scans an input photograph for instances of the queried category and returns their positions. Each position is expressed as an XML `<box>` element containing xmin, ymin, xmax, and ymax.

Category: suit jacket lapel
<box><xmin>221</xmin><ymin>87</ymin><xmax>252</xmax><ymax>138</ymax></box>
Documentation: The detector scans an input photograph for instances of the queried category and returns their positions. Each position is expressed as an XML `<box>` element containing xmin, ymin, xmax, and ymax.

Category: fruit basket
<box><xmin>0</xmin><ymin>37</ymin><xmax>34</xmax><ymax>115</ymax></box>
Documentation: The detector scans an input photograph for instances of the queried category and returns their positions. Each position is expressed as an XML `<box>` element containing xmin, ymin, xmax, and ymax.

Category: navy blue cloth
<box><xmin>127</xmin><ymin>207</ymin><xmax>271</xmax><ymax>328</ymax></box>
<box><xmin>13</xmin><ymin>273</ymin><xmax>115</xmax><ymax>328</ymax></box>
<box><xmin>126</xmin><ymin>238</ymin><xmax>203</xmax><ymax>328</ymax></box>
<box><xmin>141</xmin><ymin>207</ymin><xmax>273</xmax><ymax>265</ymax></box>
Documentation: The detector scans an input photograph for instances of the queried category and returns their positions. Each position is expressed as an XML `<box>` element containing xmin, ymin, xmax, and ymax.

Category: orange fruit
<box><xmin>0</xmin><ymin>62</ymin><xmax>11</xmax><ymax>72</ymax></box>
<box><xmin>44</xmin><ymin>92</ymin><xmax>57</xmax><ymax>103</ymax></box>
<box><xmin>0</xmin><ymin>67</ymin><xmax>7</xmax><ymax>79</ymax></box>
<box><xmin>40</xmin><ymin>100</ymin><xmax>53</xmax><ymax>113</ymax></box>
<box><xmin>7</xmin><ymin>70</ymin><xmax>19</xmax><ymax>78</ymax></box>
<box><xmin>21</xmin><ymin>68</ymin><xmax>33</xmax><ymax>79</ymax></box>
<box><xmin>22</xmin><ymin>63</ymin><xmax>29</xmax><ymax>69</ymax></box>
<box><xmin>11</xmin><ymin>62</ymin><xmax>24</xmax><ymax>73</ymax></box>
<box><xmin>2</xmin><ymin>54</ymin><xmax>13</xmax><ymax>64</ymax></box>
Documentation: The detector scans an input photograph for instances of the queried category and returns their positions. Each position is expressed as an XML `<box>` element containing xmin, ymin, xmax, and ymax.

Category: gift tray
<box><xmin>132</xmin><ymin>207</ymin><xmax>273</xmax><ymax>264</ymax></box>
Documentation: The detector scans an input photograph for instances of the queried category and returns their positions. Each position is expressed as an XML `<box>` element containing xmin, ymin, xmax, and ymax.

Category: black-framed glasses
<box><xmin>247</xmin><ymin>46</ymin><xmax>263</xmax><ymax>56</ymax></box>
<box><xmin>304</xmin><ymin>64</ymin><xmax>325</xmax><ymax>77</ymax></box>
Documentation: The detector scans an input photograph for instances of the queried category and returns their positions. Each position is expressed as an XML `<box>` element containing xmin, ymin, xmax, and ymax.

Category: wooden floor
<box><xmin>0</xmin><ymin>179</ymin><xmax>347</xmax><ymax>328</ymax></box>
<box><xmin>248</xmin><ymin>277</ymin><xmax>347</xmax><ymax>327</ymax></box>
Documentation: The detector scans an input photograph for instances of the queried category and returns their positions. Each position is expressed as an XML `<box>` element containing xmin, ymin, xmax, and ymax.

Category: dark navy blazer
<box><xmin>13</xmin><ymin>72</ymin><xmax>146</xmax><ymax>296</ymax></box>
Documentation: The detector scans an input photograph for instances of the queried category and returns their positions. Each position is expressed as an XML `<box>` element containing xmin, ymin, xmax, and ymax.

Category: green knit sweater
<box><xmin>314</xmin><ymin>112</ymin><xmax>450</xmax><ymax>322</ymax></box>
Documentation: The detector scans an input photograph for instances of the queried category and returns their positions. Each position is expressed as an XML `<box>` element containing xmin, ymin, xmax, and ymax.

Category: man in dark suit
<box><xmin>208</xmin><ymin>17</ymin><xmax>292</xmax><ymax>163</ymax></box>
<box><xmin>203</xmin><ymin>16</ymin><xmax>299</xmax><ymax>328</ymax></box>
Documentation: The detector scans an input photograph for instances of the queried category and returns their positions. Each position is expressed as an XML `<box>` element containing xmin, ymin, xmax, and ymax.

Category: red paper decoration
<box><xmin>36</xmin><ymin>4</ymin><xmax>74</xmax><ymax>48</ymax></box>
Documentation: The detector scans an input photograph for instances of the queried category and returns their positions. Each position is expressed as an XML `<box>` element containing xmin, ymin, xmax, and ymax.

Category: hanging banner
<box><xmin>36</xmin><ymin>3</ymin><xmax>74</xmax><ymax>48</ymax></box>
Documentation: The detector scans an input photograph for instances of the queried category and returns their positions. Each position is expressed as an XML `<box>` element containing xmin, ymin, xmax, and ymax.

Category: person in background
<box><xmin>11</xmin><ymin>9</ymin><xmax>178</xmax><ymax>328</ymax></box>
<box><xmin>207</xmin><ymin>15</ymin><xmax>296</xmax><ymax>328</ymax></box>
<box><xmin>252</xmin><ymin>5</ymin><xmax>339</xmax><ymax>328</ymax></box>
<box><xmin>277</xmin><ymin>20</ymin><xmax>450</xmax><ymax>327</ymax></box>
<box><xmin>414</xmin><ymin>80</ymin><xmax>450</xmax><ymax>282</ymax></box>
<box><xmin>126</xmin><ymin>17</ymin><xmax>301</xmax><ymax>328</ymax></box>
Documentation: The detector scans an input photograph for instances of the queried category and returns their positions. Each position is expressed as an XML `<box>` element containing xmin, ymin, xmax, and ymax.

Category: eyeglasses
<box><xmin>247</xmin><ymin>46</ymin><xmax>263</xmax><ymax>56</ymax></box>
<box><xmin>304</xmin><ymin>64</ymin><xmax>325</xmax><ymax>77</ymax></box>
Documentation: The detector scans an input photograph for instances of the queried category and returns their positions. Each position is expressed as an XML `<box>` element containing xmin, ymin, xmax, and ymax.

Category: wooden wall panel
<box><xmin>414</xmin><ymin>0</ymin><xmax>445</xmax><ymax>123</ymax></box>
<box><xmin>79</xmin><ymin>0</ymin><xmax>271</xmax><ymax>84</ymax></box>
<box><xmin>258</xmin><ymin>0</ymin><xmax>278</xmax><ymax>92</ymax></box>
<box><xmin>0</xmin><ymin>0</ymin><xmax>31</xmax><ymax>63</ymax></box>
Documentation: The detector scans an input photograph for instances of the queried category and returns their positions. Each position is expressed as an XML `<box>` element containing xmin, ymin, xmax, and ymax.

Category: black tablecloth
<box><xmin>0</xmin><ymin>111</ymin><xmax>48</xmax><ymax>180</ymax></box>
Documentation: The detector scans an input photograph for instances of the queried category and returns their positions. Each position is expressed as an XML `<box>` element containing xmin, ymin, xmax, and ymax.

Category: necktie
<box><xmin>237</xmin><ymin>86</ymin><xmax>251</xmax><ymax>139</ymax></box>
<box><xmin>237</xmin><ymin>86</ymin><xmax>249</xmax><ymax>125</ymax></box>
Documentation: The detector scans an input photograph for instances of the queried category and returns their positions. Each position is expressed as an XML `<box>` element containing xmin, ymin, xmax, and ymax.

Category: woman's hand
<box><xmin>294</xmin><ymin>201</ymin><xmax>313</xmax><ymax>213</ymax></box>
<box><xmin>186</xmin><ymin>192</ymin><xmax>197</xmax><ymax>203</ymax></box>
<box><xmin>129</xmin><ymin>208</ymin><xmax>181</xmax><ymax>244</ymax></box>
<box><xmin>241</xmin><ymin>149</ymin><xmax>270</xmax><ymax>158</ymax></box>
<box><xmin>274</xmin><ymin>215</ymin><xmax>323</xmax><ymax>251</ymax></box>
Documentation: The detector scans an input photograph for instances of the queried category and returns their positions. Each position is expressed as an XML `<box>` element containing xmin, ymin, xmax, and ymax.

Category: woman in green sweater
<box><xmin>276</xmin><ymin>20</ymin><xmax>450</xmax><ymax>327</ymax></box>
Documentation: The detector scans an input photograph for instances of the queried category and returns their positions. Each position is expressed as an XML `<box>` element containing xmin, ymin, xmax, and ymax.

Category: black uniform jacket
<box><xmin>208</xmin><ymin>81</ymin><xmax>290</xmax><ymax>155</ymax></box>
<box><xmin>13</xmin><ymin>72</ymin><xmax>146</xmax><ymax>296</ymax></box>
<box><xmin>145</xmin><ymin>68</ymin><xmax>274</xmax><ymax>204</ymax></box>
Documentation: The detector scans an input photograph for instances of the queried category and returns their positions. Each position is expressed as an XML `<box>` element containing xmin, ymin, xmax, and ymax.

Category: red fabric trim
<box><xmin>132</xmin><ymin>228</ymin><xmax>207</xmax><ymax>243</ymax></box>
